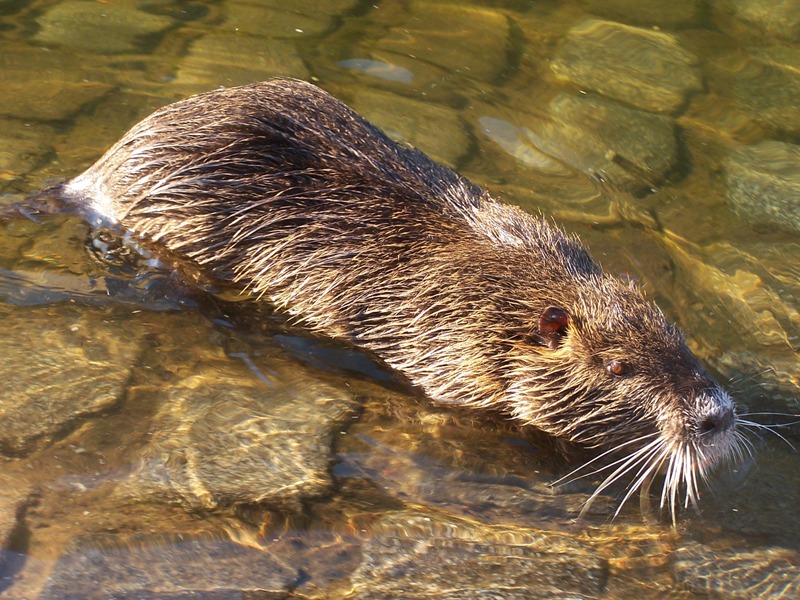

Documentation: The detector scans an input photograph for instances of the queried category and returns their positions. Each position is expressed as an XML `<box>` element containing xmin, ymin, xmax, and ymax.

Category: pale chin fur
<box><xmin>557</xmin><ymin>394</ymin><xmax>747</xmax><ymax>524</ymax></box>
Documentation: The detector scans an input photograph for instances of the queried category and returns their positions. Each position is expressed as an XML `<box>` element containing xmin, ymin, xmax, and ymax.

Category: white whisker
<box><xmin>613</xmin><ymin>444</ymin><xmax>671</xmax><ymax>518</ymax></box>
<box><xmin>579</xmin><ymin>438</ymin><xmax>665</xmax><ymax>518</ymax></box>
<box><xmin>734</xmin><ymin>430</ymin><xmax>756</xmax><ymax>461</ymax></box>
<box><xmin>737</xmin><ymin>411</ymin><xmax>800</xmax><ymax>421</ymax></box>
<box><xmin>739</xmin><ymin>419</ymin><xmax>797</xmax><ymax>451</ymax></box>
<box><xmin>552</xmin><ymin>432</ymin><xmax>660</xmax><ymax>488</ymax></box>
<box><xmin>553</xmin><ymin>401</ymin><xmax>755</xmax><ymax>524</ymax></box>
<box><xmin>660</xmin><ymin>447</ymin><xmax>682</xmax><ymax>520</ymax></box>
<box><xmin>684</xmin><ymin>444</ymin><xmax>701</xmax><ymax>511</ymax></box>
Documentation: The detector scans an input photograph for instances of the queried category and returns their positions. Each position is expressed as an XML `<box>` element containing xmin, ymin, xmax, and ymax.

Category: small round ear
<box><xmin>535</xmin><ymin>305</ymin><xmax>570</xmax><ymax>349</ymax></box>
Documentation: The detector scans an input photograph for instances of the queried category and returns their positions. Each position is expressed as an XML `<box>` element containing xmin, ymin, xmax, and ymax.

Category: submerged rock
<box><xmin>545</xmin><ymin>93</ymin><xmax>677</xmax><ymax>192</ymax></box>
<box><xmin>0</xmin><ymin>307</ymin><xmax>141</xmax><ymax>455</ymax></box>
<box><xmin>482</xmin><ymin>93</ymin><xmax>677</xmax><ymax>194</ymax></box>
<box><xmin>36</xmin><ymin>1</ymin><xmax>174</xmax><ymax>53</ymax></box>
<box><xmin>170</xmin><ymin>33</ymin><xmax>309</xmax><ymax>94</ymax></box>
<box><xmin>120</xmin><ymin>358</ymin><xmax>360</xmax><ymax>512</ymax></box>
<box><xmin>349</xmin><ymin>510</ymin><xmax>607</xmax><ymax>599</ymax></box>
<box><xmin>0</xmin><ymin>82</ymin><xmax>112</xmax><ymax>122</ymax></box>
<box><xmin>0</xmin><ymin>472</ymin><xmax>32</xmax><ymax>567</ymax></box>
<box><xmin>578</xmin><ymin>0</ymin><xmax>701</xmax><ymax>27</ymax></box>
<box><xmin>724</xmin><ymin>140</ymin><xmax>800</xmax><ymax>234</ymax></box>
<box><xmin>0</xmin><ymin>119</ymin><xmax>54</xmax><ymax>180</ymax></box>
<box><xmin>716</xmin><ymin>0</ymin><xmax>800</xmax><ymax>41</ymax></box>
<box><xmin>551</xmin><ymin>19</ymin><xmax>702</xmax><ymax>113</ymax></box>
<box><xmin>39</xmin><ymin>533</ymin><xmax>297</xmax><ymax>600</ymax></box>
<box><xmin>348</xmin><ymin>87</ymin><xmax>469</xmax><ymax>167</ymax></box>
<box><xmin>678</xmin><ymin>93</ymin><xmax>765</xmax><ymax>145</ymax></box>
<box><xmin>730</xmin><ymin>47</ymin><xmax>800</xmax><ymax>135</ymax></box>
<box><xmin>0</xmin><ymin>45</ymin><xmax>113</xmax><ymax>122</ymax></box>
<box><xmin>336</xmin><ymin>387</ymin><xmax>610</xmax><ymax>525</ymax></box>
<box><xmin>223</xmin><ymin>0</ymin><xmax>357</xmax><ymax>37</ymax></box>
<box><xmin>662</xmin><ymin>233</ymin><xmax>800</xmax><ymax>351</ymax></box>
<box><xmin>674</xmin><ymin>542</ymin><xmax>800</xmax><ymax>598</ymax></box>
<box><xmin>376</xmin><ymin>2</ymin><xmax>510</xmax><ymax>84</ymax></box>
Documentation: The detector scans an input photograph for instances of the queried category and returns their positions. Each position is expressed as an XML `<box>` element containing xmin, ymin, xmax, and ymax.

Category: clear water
<box><xmin>1</xmin><ymin>0</ymin><xmax>799</xmax><ymax>598</ymax></box>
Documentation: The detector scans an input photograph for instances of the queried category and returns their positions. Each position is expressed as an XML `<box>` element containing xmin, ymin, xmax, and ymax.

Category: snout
<box><xmin>693</xmin><ymin>389</ymin><xmax>738</xmax><ymax>446</ymax></box>
<box><xmin>698</xmin><ymin>404</ymin><xmax>736</xmax><ymax>435</ymax></box>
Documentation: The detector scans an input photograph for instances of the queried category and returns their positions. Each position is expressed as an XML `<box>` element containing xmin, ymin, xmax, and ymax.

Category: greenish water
<box><xmin>1</xmin><ymin>0</ymin><xmax>799</xmax><ymax>598</ymax></box>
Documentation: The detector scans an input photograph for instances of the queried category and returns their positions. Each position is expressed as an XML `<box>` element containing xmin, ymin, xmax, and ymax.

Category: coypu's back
<box><xmin>65</xmin><ymin>79</ymin><xmax>614</xmax><ymax>413</ymax></box>
<box><xmin>69</xmin><ymin>79</ymin><xmax>600</xmax><ymax>283</ymax></box>
<box><xmin>63</xmin><ymin>79</ymin><xmax>741</xmax><ymax>516</ymax></box>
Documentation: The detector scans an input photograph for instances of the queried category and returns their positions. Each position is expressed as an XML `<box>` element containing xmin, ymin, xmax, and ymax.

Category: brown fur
<box><xmin>61</xmin><ymin>79</ymin><xmax>743</xmax><ymax>514</ymax></box>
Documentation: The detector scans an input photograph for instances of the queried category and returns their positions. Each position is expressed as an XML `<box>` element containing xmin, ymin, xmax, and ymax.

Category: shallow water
<box><xmin>1</xmin><ymin>0</ymin><xmax>799</xmax><ymax>598</ymax></box>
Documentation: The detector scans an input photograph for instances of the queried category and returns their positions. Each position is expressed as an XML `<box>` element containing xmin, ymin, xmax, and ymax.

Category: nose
<box><xmin>698</xmin><ymin>404</ymin><xmax>736</xmax><ymax>436</ymax></box>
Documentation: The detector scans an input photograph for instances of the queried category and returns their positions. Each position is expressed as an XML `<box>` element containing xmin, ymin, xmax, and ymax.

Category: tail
<box><xmin>0</xmin><ymin>183</ymin><xmax>75</xmax><ymax>224</ymax></box>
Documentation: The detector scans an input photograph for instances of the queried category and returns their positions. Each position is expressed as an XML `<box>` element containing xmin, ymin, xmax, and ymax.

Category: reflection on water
<box><xmin>1</xmin><ymin>0</ymin><xmax>799</xmax><ymax>598</ymax></box>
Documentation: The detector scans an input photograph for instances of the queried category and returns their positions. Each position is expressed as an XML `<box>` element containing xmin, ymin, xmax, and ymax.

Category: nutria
<box><xmin>41</xmin><ymin>79</ymin><xmax>743</xmax><ymax>517</ymax></box>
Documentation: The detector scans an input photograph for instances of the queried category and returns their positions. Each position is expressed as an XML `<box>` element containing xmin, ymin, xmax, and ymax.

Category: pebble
<box><xmin>0</xmin><ymin>119</ymin><xmax>54</xmax><ymax>180</ymax></box>
<box><xmin>488</xmin><ymin>92</ymin><xmax>677</xmax><ymax>194</ymax></box>
<box><xmin>118</xmin><ymin>358</ymin><xmax>360</xmax><ymax>511</ymax></box>
<box><xmin>551</xmin><ymin>19</ymin><xmax>702</xmax><ymax>113</ymax></box>
<box><xmin>730</xmin><ymin>47</ymin><xmax>800</xmax><ymax>135</ymax></box>
<box><xmin>674</xmin><ymin>542</ymin><xmax>800</xmax><ymax>598</ymax></box>
<box><xmin>0</xmin><ymin>307</ymin><xmax>141</xmax><ymax>456</ymax></box>
<box><xmin>40</xmin><ymin>533</ymin><xmax>297</xmax><ymax>599</ymax></box>
<box><xmin>724</xmin><ymin>140</ymin><xmax>800</xmax><ymax>234</ymax></box>
<box><xmin>578</xmin><ymin>0</ymin><xmax>701</xmax><ymax>27</ymax></box>
<box><xmin>223</xmin><ymin>0</ymin><xmax>357</xmax><ymax>37</ymax></box>
<box><xmin>169</xmin><ymin>33</ymin><xmax>309</xmax><ymax>95</ymax></box>
<box><xmin>716</xmin><ymin>0</ymin><xmax>800</xmax><ymax>41</ymax></box>
<box><xmin>36</xmin><ymin>1</ymin><xmax>174</xmax><ymax>53</ymax></box>
<box><xmin>349</xmin><ymin>509</ymin><xmax>606</xmax><ymax>599</ymax></box>
<box><xmin>376</xmin><ymin>2</ymin><xmax>510</xmax><ymax>84</ymax></box>
<box><xmin>348</xmin><ymin>86</ymin><xmax>470</xmax><ymax>167</ymax></box>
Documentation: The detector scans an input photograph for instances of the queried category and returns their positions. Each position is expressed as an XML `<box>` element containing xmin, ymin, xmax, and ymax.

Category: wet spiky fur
<box><xmin>63</xmin><ymin>79</ymin><xmax>742</xmax><ymax>518</ymax></box>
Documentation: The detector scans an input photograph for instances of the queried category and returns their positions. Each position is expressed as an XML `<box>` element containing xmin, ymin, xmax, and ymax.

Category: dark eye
<box><xmin>606</xmin><ymin>359</ymin><xmax>633</xmax><ymax>377</ymax></box>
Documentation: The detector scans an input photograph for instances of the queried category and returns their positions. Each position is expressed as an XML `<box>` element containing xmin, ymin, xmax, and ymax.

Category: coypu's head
<box><xmin>504</xmin><ymin>274</ymin><xmax>743</xmax><ymax>516</ymax></box>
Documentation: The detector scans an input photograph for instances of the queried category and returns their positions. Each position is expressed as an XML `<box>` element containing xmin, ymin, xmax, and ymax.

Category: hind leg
<box><xmin>0</xmin><ymin>185</ymin><xmax>75</xmax><ymax>224</ymax></box>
